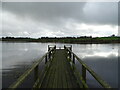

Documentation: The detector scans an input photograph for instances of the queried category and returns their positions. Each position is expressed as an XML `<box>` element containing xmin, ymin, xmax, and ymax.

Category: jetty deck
<box><xmin>40</xmin><ymin>49</ymin><xmax>79</xmax><ymax>88</ymax></box>
<box><xmin>8</xmin><ymin>45</ymin><xmax>111</xmax><ymax>89</ymax></box>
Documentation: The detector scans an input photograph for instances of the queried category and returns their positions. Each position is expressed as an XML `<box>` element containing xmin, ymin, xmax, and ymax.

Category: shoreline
<box><xmin>1</xmin><ymin>40</ymin><xmax>120</xmax><ymax>44</ymax></box>
<box><xmin>1</xmin><ymin>36</ymin><xmax>120</xmax><ymax>44</ymax></box>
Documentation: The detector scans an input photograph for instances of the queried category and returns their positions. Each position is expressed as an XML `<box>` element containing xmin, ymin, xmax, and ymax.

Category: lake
<box><xmin>1</xmin><ymin>42</ymin><xmax>119</xmax><ymax>89</ymax></box>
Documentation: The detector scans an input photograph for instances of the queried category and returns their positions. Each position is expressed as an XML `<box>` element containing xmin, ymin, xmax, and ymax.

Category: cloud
<box><xmin>83</xmin><ymin>2</ymin><xmax>118</xmax><ymax>25</ymax></box>
<box><xmin>3</xmin><ymin>2</ymin><xmax>118</xmax><ymax>25</ymax></box>
<box><xmin>2</xmin><ymin>2</ymin><xmax>118</xmax><ymax>37</ymax></box>
<box><xmin>2</xmin><ymin>2</ymin><xmax>85</xmax><ymax>26</ymax></box>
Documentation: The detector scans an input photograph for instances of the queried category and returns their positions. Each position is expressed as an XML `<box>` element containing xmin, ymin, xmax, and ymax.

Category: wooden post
<box><xmin>45</xmin><ymin>54</ymin><xmax>47</xmax><ymax>64</ymax></box>
<box><xmin>48</xmin><ymin>45</ymin><xmax>50</xmax><ymax>51</ymax></box>
<box><xmin>64</xmin><ymin>45</ymin><xmax>65</xmax><ymax>49</ymax></box>
<box><xmin>73</xmin><ymin>54</ymin><xmax>75</xmax><ymax>64</ymax></box>
<box><xmin>82</xmin><ymin>65</ymin><xmax>86</xmax><ymax>83</ymax></box>
<box><xmin>34</xmin><ymin>65</ymin><xmax>38</xmax><ymax>82</ymax></box>
<box><xmin>69</xmin><ymin>51</ymin><xmax>71</xmax><ymax>59</ymax></box>
<box><xmin>70</xmin><ymin>45</ymin><xmax>72</xmax><ymax>51</ymax></box>
<box><xmin>54</xmin><ymin>45</ymin><xmax>56</xmax><ymax>50</ymax></box>
<box><xmin>51</xmin><ymin>51</ymin><xmax>53</xmax><ymax>59</ymax></box>
<box><xmin>49</xmin><ymin>51</ymin><xmax>51</xmax><ymax>59</ymax></box>
<box><xmin>48</xmin><ymin>45</ymin><xmax>49</xmax><ymax>51</ymax></box>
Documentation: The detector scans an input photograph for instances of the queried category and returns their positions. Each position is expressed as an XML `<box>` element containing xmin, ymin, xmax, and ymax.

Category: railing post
<box><xmin>48</xmin><ymin>45</ymin><xmax>50</xmax><ymax>51</ymax></box>
<box><xmin>70</xmin><ymin>45</ymin><xmax>72</xmax><ymax>51</ymax></box>
<box><xmin>50</xmin><ymin>46</ymin><xmax>55</xmax><ymax>59</ymax></box>
<box><xmin>54</xmin><ymin>45</ymin><xmax>56</xmax><ymax>50</ymax></box>
<box><xmin>45</xmin><ymin>54</ymin><xmax>47</xmax><ymax>64</ymax></box>
<box><xmin>82</xmin><ymin>65</ymin><xmax>86</xmax><ymax>83</ymax></box>
<box><xmin>51</xmin><ymin>50</ymin><xmax>54</xmax><ymax>59</ymax></box>
<box><xmin>69</xmin><ymin>51</ymin><xmax>71</xmax><ymax>59</ymax></box>
<box><xmin>73</xmin><ymin>54</ymin><xmax>75</xmax><ymax>64</ymax></box>
<box><xmin>34</xmin><ymin>65</ymin><xmax>39</xmax><ymax>82</ymax></box>
<box><xmin>64</xmin><ymin>45</ymin><xmax>66</xmax><ymax>50</ymax></box>
<box><xmin>49</xmin><ymin>51</ymin><xmax>51</xmax><ymax>59</ymax></box>
<box><xmin>53</xmin><ymin>46</ymin><xmax>55</xmax><ymax>54</ymax></box>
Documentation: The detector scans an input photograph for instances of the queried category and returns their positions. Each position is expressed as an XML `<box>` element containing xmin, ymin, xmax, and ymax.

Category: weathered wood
<box><xmin>67</xmin><ymin>56</ymin><xmax>88</xmax><ymax>88</ymax></box>
<box><xmin>34</xmin><ymin>65</ymin><xmax>39</xmax><ymax>82</ymax></box>
<box><xmin>48</xmin><ymin>51</ymin><xmax>51</xmax><ymax>59</ymax></box>
<box><xmin>40</xmin><ymin>49</ymin><xmax>80</xmax><ymax>88</ymax></box>
<box><xmin>8</xmin><ymin>45</ymin><xmax>56</xmax><ymax>89</ymax></box>
<box><xmin>82</xmin><ymin>65</ymin><xmax>86</xmax><ymax>88</ymax></box>
<box><xmin>45</xmin><ymin>54</ymin><xmax>47</xmax><ymax>64</ymax></box>
<box><xmin>47</xmin><ymin>64</ymin><xmax>56</xmax><ymax>88</ymax></box>
<box><xmin>61</xmin><ymin>56</ymin><xmax>67</xmax><ymax>88</ymax></box>
<box><xmin>48</xmin><ymin>45</ymin><xmax>50</xmax><ymax>51</ymax></box>
<box><xmin>69</xmin><ymin>51</ymin><xmax>71</xmax><ymax>59</ymax></box>
<box><xmin>73</xmin><ymin>54</ymin><xmax>75</xmax><ymax>64</ymax></box>
<box><xmin>38</xmin><ymin>59</ymin><xmax>53</xmax><ymax>88</ymax></box>
<box><xmin>82</xmin><ymin>65</ymin><xmax>86</xmax><ymax>83</ymax></box>
<box><xmin>65</xmin><ymin>46</ymin><xmax>112</xmax><ymax>88</ymax></box>
<box><xmin>9</xmin><ymin>57</ymin><xmax>44</xmax><ymax>89</ymax></box>
<box><xmin>8</xmin><ymin>45</ymin><xmax>111</xmax><ymax>89</ymax></box>
<box><xmin>70</xmin><ymin>45</ymin><xmax>72</xmax><ymax>51</ymax></box>
<box><xmin>33</xmin><ymin>66</ymin><xmax>46</xmax><ymax>88</ymax></box>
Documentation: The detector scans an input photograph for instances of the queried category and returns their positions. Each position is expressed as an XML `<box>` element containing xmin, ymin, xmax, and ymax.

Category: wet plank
<box><xmin>40</xmin><ymin>49</ymin><xmax>80</xmax><ymax>88</ymax></box>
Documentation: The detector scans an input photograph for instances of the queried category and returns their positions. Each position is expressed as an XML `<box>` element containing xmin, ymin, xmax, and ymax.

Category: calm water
<box><xmin>1</xmin><ymin>42</ymin><xmax>119</xmax><ymax>88</ymax></box>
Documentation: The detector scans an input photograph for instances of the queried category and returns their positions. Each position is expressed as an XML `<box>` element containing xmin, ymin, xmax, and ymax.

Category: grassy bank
<box><xmin>1</xmin><ymin>36</ymin><xmax>120</xmax><ymax>44</ymax></box>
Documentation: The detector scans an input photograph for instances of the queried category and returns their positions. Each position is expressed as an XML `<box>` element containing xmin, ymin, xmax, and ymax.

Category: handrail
<box><xmin>9</xmin><ymin>45</ymin><xmax>56</xmax><ymax>89</ymax></box>
<box><xmin>64</xmin><ymin>46</ymin><xmax>111</xmax><ymax>88</ymax></box>
<box><xmin>33</xmin><ymin>49</ymin><xmax>56</xmax><ymax>88</ymax></box>
<box><xmin>68</xmin><ymin>58</ymin><xmax>89</xmax><ymax>88</ymax></box>
<box><xmin>8</xmin><ymin>45</ymin><xmax>111</xmax><ymax>88</ymax></box>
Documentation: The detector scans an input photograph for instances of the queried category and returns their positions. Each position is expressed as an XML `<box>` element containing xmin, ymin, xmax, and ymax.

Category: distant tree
<box><xmin>111</xmin><ymin>34</ymin><xmax>115</xmax><ymax>37</ymax></box>
<box><xmin>90</xmin><ymin>36</ymin><xmax>92</xmax><ymax>38</ymax></box>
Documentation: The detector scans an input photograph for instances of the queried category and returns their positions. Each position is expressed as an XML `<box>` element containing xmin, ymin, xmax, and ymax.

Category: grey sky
<box><xmin>2</xmin><ymin>2</ymin><xmax>118</xmax><ymax>38</ymax></box>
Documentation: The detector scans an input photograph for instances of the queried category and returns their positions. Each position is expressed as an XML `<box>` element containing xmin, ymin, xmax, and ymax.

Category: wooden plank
<box><xmin>8</xmin><ymin>46</ymin><xmax>56</xmax><ymax>89</ymax></box>
<box><xmin>47</xmin><ymin>64</ymin><xmax>56</xmax><ymax>88</ymax></box>
<box><xmin>33</xmin><ymin>67</ymin><xmax>45</xmax><ymax>88</ymax></box>
<box><xmin>68</xmin><ymin>66</ymin><xmax>79</xmax><ymax>88</ymax></box>
<box><xmin>65</xmin><ymin>46</ymin><xmax>112</xmax><ymax>88</ymax></box>
<box><xmin>52</xmin><ymin>66</ymin><xmax>57</xmax><ymax>88</ymax></box>
<box><xmin>65</xmin><ymin>69</ymin><xmax>72</xmax><ymax>88</ymax></box>
<box><xmin>41</xmin><ymin>66</ymin><xmax>52</xmax><ymax>88</ymax></box>
<box><xmin>34</xmin><ymin>65</ymin><xmax>39</xmax><ymax>82</ymax></box>
<box><xmin>47</xmin><ymin>56</ymin><xmax>56</xmax><ymax>88</ymax></box>
<box><xmin>61</xmin><ymin>52</ymin><xmax>68</xmax><ymax>88</ymax></box>
<box><xmin>52</xmin><ymin>50</ymin><xmax>58</xmax><ymax>88</ymax></box>
<box><xmin>64</xmin><ymin>56</ymin><xmax>73</xmax><ymax>88</ymax></box>
<box><xmin>39</xmin><ymin>55</ymin><xmax>55</xmax><ymax>88</ymax></box>
<box><xmin>38</xmin><ymin>65</ymin><xmax>51</xmax><ymax>88</ymax></box>
<box><xmin>58</xmin><ymin>50</ymin><xmax>63</xmax><ymax>88</ymax></box>
<box><xmin>67</xmin><ymin>58</ymin><xmax>88</xmax><ymax>88</ymax></box>
<box><xmin>39</xmin><ymin>49</ymin><xmax>80</xmax><ymax>88</ymax></box>
<box><xmin>82</xmin><ymin>65</ymin><xmax>86</xmax><ymax>83</ymax></box>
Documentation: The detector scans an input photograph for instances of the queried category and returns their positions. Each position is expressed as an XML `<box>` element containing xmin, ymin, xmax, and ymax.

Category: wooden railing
<box><xmin>8</xmin><ymin>45</ymin><xmax>111</xmax><ymax>89</ymax></box>
<box><xmin>64</xmin><ymin>45</ymin><xmax>111</xmax><ymax>88</ymax></box>
<box><xmin>9</xmin><ymin>45</ymin><xmax>56</xmax><ymax>89</ymax></box>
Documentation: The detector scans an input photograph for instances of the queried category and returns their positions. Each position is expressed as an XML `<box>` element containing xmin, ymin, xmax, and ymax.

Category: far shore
<box><xmin>1</xmin><ymin>36</ymin><xmax>120</xmax><ymax>44</ymax></box>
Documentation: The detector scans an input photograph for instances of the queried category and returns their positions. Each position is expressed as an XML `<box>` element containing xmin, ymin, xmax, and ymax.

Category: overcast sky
<box><xmin>2</xmin><ymin>2</ymin><xmax>119</xmax><ymax>38</ymax></box>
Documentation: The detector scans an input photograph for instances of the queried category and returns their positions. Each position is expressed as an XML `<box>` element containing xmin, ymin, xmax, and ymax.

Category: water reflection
<box><xmin>2</xmin><ymin>42</ymin><xmax>48</xmax><ymax>70</ymax></box>
<box><xmin>84</xmin><ymin>55</ymin><xmax>118</xmax><ymax>88</ymax></box>
<box><xmin>73</xmin><ymin>44</ymin><xmax>118</xmax><ymax>59</ymax></box>
<box><xmin>1</xmin><ymin>42</ymin><xmax>119</xmax><ymax>88</ymax></box>
<box><xmin>73</xmin><ymin>44</ymin><xmax>118</xmax><ymax>88</ymax></box>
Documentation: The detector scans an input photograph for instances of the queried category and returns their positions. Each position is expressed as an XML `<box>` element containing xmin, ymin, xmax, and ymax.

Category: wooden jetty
<box><xmin>8</xmin><ymin>45</ymin><xmax>111</xmax><ymax>89</ymax></box>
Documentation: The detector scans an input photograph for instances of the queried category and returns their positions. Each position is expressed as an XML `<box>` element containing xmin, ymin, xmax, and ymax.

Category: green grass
<box><xmin>1</xmin><ymin>36</ymin><xmax>120</xmax><ymax>43</ymax></box>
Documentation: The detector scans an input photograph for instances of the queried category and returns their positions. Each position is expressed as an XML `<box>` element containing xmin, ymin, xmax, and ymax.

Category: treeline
<box><xmin>1</xmin><ymin>36</ymin><xmax>120</xmax><ymax>44</ymax></box>
<box><xmin>40</xmin><ymin>36</ymin><xmax>92</xmax><ymax>39</ymax></box>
